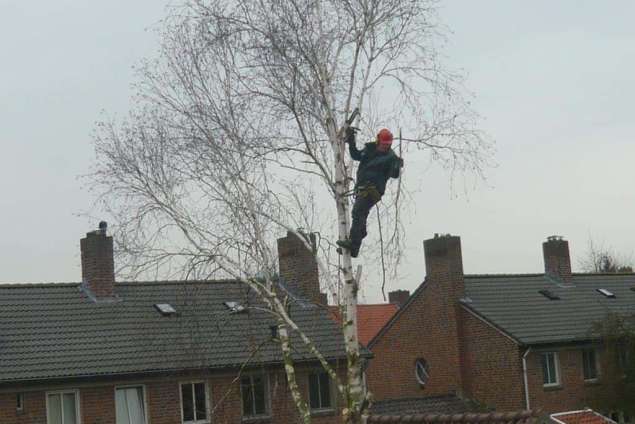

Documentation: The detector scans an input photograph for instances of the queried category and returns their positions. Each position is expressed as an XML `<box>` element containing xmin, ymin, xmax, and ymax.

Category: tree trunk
<box><xmin>332</xmin><ymin>128</ymin><xmax>364</xmax><ymax>424</ymax></box>
<box><xmin>278</xmin><ymin>322</ymin><xmax>312</xmax><ymax>424</ymax></box>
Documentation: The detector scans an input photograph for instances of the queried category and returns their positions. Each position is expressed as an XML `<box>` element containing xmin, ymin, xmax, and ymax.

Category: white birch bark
<box><xmin>90</xmin><ymin>1</ymin><xmax>494</xmax><ymax>423</ymax></box>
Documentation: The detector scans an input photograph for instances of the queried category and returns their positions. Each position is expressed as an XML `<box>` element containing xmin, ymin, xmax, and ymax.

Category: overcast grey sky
<box><xmin>1</xmin><ymin>1</ymin><xmax>634</xmax><ymax>302</ymax></box>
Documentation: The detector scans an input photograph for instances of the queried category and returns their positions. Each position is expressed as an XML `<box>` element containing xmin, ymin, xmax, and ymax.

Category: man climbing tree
<box><xmin>337</xmin><ymin>127</ymin><xmax>403</xmax><ymax>258</ymax></box>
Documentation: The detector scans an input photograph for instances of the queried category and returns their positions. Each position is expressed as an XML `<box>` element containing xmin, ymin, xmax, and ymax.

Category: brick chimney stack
<box><xmin>424</xmin><ymin>234</ymin><xmax>465</xmax><ymax>299</ymax></box>
<box><xmin>543</xmin><ymin>235</ymin><xmax>572</xmax><ymax>283</ymax></box>
<box><xmin>277</xmin><ymin>231</ymin><xmax>326</xmax><ymax>304</ymax></box>
<box><xmin>422</xmin><ymin>233</ymin><xmax>465</xmax><ymax>391</ymax></box>
<box><xmin>388</xmin><ymin>290</ymin><xmax>410</xmax><ymax>307</ymax></box>
<box><xmin>80</xmin><ymin>221</ymin><xmax>117</xmax><ymax>302</ymax></box>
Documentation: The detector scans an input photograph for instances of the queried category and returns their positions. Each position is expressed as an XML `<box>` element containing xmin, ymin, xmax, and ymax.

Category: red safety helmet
<box><xmin>377</xmin><ymin>128</ymin><xmax>393</xmax><ymax>146</ymax></box>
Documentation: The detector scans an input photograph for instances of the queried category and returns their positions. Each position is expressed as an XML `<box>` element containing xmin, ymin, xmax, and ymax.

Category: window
<box><xmin>415</xmin><ymin>358</ymin><xmax>430</xmax><ymax>386</ymax></box>
<box><xmin>308</xmin><ymin>370</ymin><xmax>332</xmax><ymax>411</ymax></box>
<box><xmin>16</xmin><ymin>393</ymin><xmax>24</xmax><ymax>413</ymax></box>
<box><xmin>180</xmin><ymin>382</ymin><xmax>208</xmax><ymax>423</ymax></box>
<box><xmin>154</xmin><ymin>303</ymin><xmax>177</xmax><ymax>316</ymax></box>
<box><xmin>541</xmin><ymin>352</ymin><xmax>560</xmax><ymax>386</ymax></box>
<box><xmin>582</xmin><ymin>348</ymin><xmax>598</xmax><ymax>380</ymax></box>
<box><xmin>115</xmin><ymin>386</ymin><xmax>146</xmax><ymax>424</ymax></box>
<box><xmin>597</xmin><ymin>288</ymin><xmax>616</xmax><ymax>298</ymax></box>
<box><xmin>223</xmin><ymin>301</ymin><xmax>246</xmax><ymax>313</ymax></box>
<box><xmin>538</xmin><ymin>289</ymin><xmax>560</xmax><ymax>300</ymax></box>
<box><xmin>241</xmin><ymin>374</ymin><xmax>268</xmax><ymax>418</ymax></box>
<box><xmin>46</xmin><ymin>390</ymin><xmax>80</xmax><ymax>424</ymax></box>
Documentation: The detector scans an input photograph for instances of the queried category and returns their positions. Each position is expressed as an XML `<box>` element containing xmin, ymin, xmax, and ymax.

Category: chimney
<box><xmin>80</xmin><ymin>221</ymin><xmax>117</xmax><ymax>302</ymax></box>
<box><xmin>388</xmin><ymin>290</ymin><xmax>410</xmax><ymax>307</ymax></box>
<box><xmin>422</xmin><ymin>233</ymin><xmax>465</xmax><ymax>391</ymax></box>
<box><xmin>543</xmin><ymin>235</ymin><xmax>572</xmax><ymax>283</ymax></box>
<box><xmin>277</xmin><ymin>231</ymin><xmax>325</xmax><ymax>304</ymax></box>
<box><xmin>424</xmin><ymin>234</ymin><xmax>465</xmax><ymax>297</ymax></box>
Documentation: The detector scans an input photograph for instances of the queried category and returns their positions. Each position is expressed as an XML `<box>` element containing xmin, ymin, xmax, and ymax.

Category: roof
<box><xmin>551</xmin><ymin>409</ymin><xmax>616</xmax><ymax>424</ymax></box>
<box><xmin>0</xmin><ymin>281</ymin><xmax>346</xmax><ymax>384</ymax></box>
<box><xmin>371</xmin><ymin>395</ymin><xmax>477</xmax><ymax>415</ymax></box>
<box><xmin>368</xmin><ymin>410</ymin><xmax>541</xmax><ymax>424</ymax></box>
<box><xmin>330</xmin><ymin>303</ymin><xmax>399</xmax><ymax>346</ymax></box>
<box><xmin>463</xmin><ymin>273</ymin><xmax>635</xmax><ymax>345</ymax></box>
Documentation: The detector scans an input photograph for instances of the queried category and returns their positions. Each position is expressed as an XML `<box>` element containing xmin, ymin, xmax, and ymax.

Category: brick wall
<box><xmin>459</xmin><ymin>307</ymin><xmax>525</xmax><ymax>411</ymax></box>
<box><xmin>0</xmin><ymin>365</ymin><xmax>343</xmax><ymax>424</ymax></box>
<box><xmin>277</xmin><ymin>231</ymin><xmax>327</xmax><ymax>304</ymax></box>
<box><xmin>365</xmin><ymin>235</ymin><xmax>465</xmax><ymax>401</ymax></box>
<box><xmin>525</xmin><ymin>347</ymin><xmax>604</xmax><ymax>413</ymax></box>
<box><xmin>0</xmin><ymin>390</ymin><xmax>46</xmax><ymax>424</ymax></box>
<box><xmin>81</xmin><ymin>385</ymin><xmax>116</xmax><ymax>424</ymax></box>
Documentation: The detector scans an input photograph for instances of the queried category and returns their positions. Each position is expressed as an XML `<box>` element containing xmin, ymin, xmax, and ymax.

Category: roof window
<box><xmin>154</xmin><ymin>303</ymin><xmax>177</xmax><ymax>316</ymax></box>
<box><xmin>539</xmin><ymin>289</ymin><xmax>560</xmax><ymax>300</ymax></box>
<box><xmin>223</xmin><ymin>301</ymin><xmax>246</xmax><ymax>313</ymax></box>
<box><xmin>596</xmin><ymin>288</ymin><xmax>616</xmax><ymax>298</ymax></box>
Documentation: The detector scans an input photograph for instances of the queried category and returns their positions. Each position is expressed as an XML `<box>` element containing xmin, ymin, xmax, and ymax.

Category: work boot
<box><xmin>350</xmin><ymin>243</ymin><xmax>360</xmax><ymax>258</ymax></box>
<box><xmin>336</xmin><ymin>239</ymin><xmax>353</xmax><ymax>256</ymax></box>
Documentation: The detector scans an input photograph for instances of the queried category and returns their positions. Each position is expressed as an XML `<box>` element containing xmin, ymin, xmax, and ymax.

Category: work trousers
<box><xmin>349</xmin><ymin>186</ymin><xmax>381</xmax><ymax>257</ymax></box>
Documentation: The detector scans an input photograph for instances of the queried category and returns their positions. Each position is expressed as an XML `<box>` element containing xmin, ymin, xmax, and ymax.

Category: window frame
<box><xmin>239</xmin><ymin>373</ymin><xmax>270</xmax><ymax>420</ymax></box>
<box><xmin>45</xmin><ymin>389</ymin><xmax>81</xmax><ymax>424</ymax></box>
<box><xmin>179</xmin><ymin>381</ymin><xmax>211</xmax><ymax>424</ymax></box>
<box><xmin>114</xmin><ymin>384</ymin><xmax>148</xmax><ymax>424</ymax></box>
<box><xmin>582</xmin><ymin>348</ymin><xmax>599</xmax><ymax>381</ymax></box>
<box><xmin>414</xmin><ymin>358</ymin><xmax>430</xmax><ymax>386</ymax></box>
<box><xmin>540</xmin><ymin>352</ymin><xmax>561</xmax><ymax>387</ymax></box>
<box><xmin>307</xmin><ymin>369</ymin><xmax>334</xmax><ymax>412</ymax></box>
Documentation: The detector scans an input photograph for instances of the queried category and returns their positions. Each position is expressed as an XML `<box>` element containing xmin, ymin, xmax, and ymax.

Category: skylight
<box><xmin>539</xmin><ymin>289</ymin><xmax>560</xmax><ymax>300</ymax></box>
<box><xmin>154</xmin><ymin>303</ymin><xmax>177</xmax><ymax>316</ymax></box>
<box><xmin>596</xmin><ymin>288</ymin><xmax>615</xmax><ymax>298</ymax></box>
<box><xmin>223</xmin><ymin>301</ymin><xmax>246</xmax><ymax>313</ymax></box>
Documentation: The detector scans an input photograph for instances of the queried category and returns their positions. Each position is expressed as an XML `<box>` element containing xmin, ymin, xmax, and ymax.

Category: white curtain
<box><xmin>47</xmin><ymin>393</ymin><xmax>77</xmax><ymax>424</ymax></box>
<box><xmin>116</xmin><ymin>387</ymin><xmax>146</xmax><ymax>424</ymax></box>
<box><xmin>47</xmin><ymin>394</ymin><xmax>63</xmax><ymax>424</ymax></box>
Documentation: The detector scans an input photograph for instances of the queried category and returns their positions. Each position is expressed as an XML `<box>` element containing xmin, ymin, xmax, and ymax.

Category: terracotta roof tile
<box><xmin>330</xmin><ymin>303</ymin><xmax>399</xmax><ymax>346</ymax></box>
<box><xmin>551</xmin><ymin>410</ymin><xmax>616</xmax><ymax>424</ymax></box>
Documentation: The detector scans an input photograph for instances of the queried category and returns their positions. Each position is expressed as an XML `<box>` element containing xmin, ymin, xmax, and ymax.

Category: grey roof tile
<box><xmin>0</xmin><ymin>281</ymin><xmax>346</xmax><ymax>383</ymax></box>
<box><xmin>371</xmin><ymin>395</ymin><xmax>479</xmax><ymax>415</ymax></box>
<box><xmin>464</xmin><ymin>273</ymin><xmax>635</xmax><ymax>345</ymax></box>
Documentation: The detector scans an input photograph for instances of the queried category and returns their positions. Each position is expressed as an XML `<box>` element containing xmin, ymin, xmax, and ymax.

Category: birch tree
<box><xmin>90</xmin><ymin>0</ymin><xmax>493</xmax><ymax>422</ymax></box>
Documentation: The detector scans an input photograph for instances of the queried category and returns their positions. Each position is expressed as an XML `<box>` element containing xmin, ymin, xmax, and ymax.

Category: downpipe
<box><xmin>522</xmin><ymin>347</ymin><xmax>532</xmax><ymax>410</ymax></box>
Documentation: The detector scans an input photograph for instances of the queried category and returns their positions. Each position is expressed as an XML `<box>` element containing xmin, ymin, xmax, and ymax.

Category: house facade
<box><xmin>0</xmin><ymin>227</ymin><xmax>346</xmax><ymax>424</ymax></box>
<box><xmin>365</xmin><ymin>234</ymin><xmax>635</xmax><ymax>415</ymax></box>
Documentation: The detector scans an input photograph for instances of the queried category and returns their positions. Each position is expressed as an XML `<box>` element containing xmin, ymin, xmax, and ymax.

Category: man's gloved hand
<box><xmin>345</xmin><ymin>126</ymin><xmax>358</xmax><ymax>144</ymax></box>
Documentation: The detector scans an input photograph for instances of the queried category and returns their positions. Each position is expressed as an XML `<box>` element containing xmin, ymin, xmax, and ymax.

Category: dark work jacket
<box><xmin>349</xmin><ymin>142</ymin><xmax>402</xmax><ymax>195</ymax></box>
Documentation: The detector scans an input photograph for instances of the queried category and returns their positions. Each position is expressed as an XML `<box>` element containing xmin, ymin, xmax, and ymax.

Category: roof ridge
<box><xmin>0</xmin><ymin>282</ymin><xmax>80</xmax><ymax>288</ymax></box>
<box><xmin>0</xmin><ymin>279</ymin><xmax>242</xmax><ymax>289</ymax></box>
<box><xmin>464</xmin><ymin>273</ymin><xmax>544</xmax><ymax>278</ymax></box>
<box><xmin>116</xmin><ymin>279</ymin><xmax>241</xmax><ymax>286</ymax></box>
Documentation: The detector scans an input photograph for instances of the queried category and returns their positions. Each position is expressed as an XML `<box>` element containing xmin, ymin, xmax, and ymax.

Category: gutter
<box><xmin>522</xmin><ymin>347</ymin><xmax>532</xmax><ymax>410</ymax></box>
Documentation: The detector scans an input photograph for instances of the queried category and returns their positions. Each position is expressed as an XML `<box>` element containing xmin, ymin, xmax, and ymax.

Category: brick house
<box><xmin>0</xmin><ymin>227</ymin><xmax>347</xmax><ymax>424</ymax></box>
<box><xmin>365</xmin><ymin>234</ymin><xmax>635</xmax><ymax>416</ymax></box>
